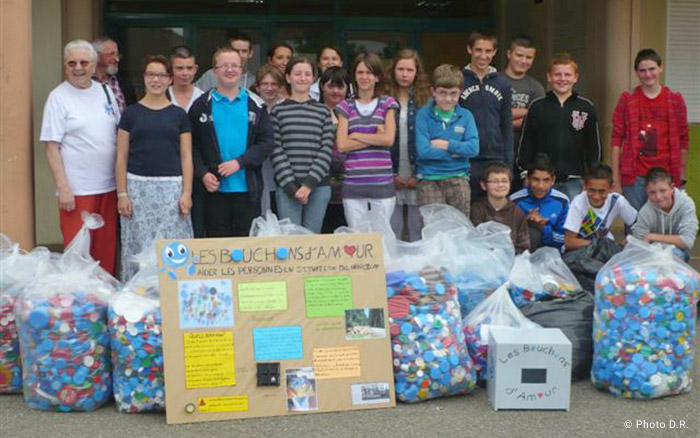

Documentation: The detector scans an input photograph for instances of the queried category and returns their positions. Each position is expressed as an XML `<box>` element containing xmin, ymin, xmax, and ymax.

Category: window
<box><xmin>123</xmin><ymin>27</ymin><xmax>185</xmax><ymax>96</ymax></box>
<box><xmin>666</xmin><ymin>0</ymin><xmax>700</xmax><ymax>122</ymax></box>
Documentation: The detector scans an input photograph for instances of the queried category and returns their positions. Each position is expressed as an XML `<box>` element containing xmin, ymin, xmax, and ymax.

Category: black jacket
<box><xmin>459</xmin><ymin>67</ymin><xmax>513</xmax><ymax>165</ymax></box>
<box><xmin>188</xmin><ymin>90</ymin><xmax>275</xmax><ymax>200</ymax></box>
<box><xmin>517</xmin><ymin>91</ymin><xmax>602</xmax><ymax>180</ymax></box>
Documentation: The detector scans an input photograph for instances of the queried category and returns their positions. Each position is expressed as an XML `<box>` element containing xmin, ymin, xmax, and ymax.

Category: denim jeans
<box><xmin>672</xmin><ymin>246</ymin><xmax>691</xmax><ymax>263</ymax></box>
<box><xmin>554</xmin><ymin>179</ymin><xmax>583</xmax><ymax>202</ymax></box>
<box><xmin>391</xmin><ymin>204</ymin><xmax>422</xmax><ymax>242</ymax></box>
<box><xmin>623</xmin><ymin>177</ymin><xmax>647</xmax><ymax>211</ymax></box>
<box><xmin>275</xmin><ymin>185</ymin><xmax>331</xmax><ymax>233</ymax></box>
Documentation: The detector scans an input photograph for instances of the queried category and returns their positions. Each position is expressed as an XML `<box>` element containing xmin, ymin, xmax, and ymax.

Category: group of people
<box><xmin>40</xmin><ymin>30</ymin><xmax>695</xmax><ymax>282</ymax></box>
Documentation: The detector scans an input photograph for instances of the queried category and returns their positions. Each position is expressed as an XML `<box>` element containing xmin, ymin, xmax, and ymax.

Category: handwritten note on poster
<box><xmin>312</xmin><ymin>346</ymin><xmax>361</xmax><ymax>379</ymax></box>
<box><xmin>305</xmin><ymin>276</ymin><xmax>353</xmax><ymax>318</ymax></box>
<box><xmin>238</xmin><ymin>282</ymin><xmax>288</xmax><ymax>312</ymax></box>
<box><xmin>253</xmin><ymin>326</ymin><xmax>303</xmax><ymax>361</ymax></box>
<box><xmin>184</xmin><ymin>332</ymin><xmax>235</xmax><ymax>388</ymax></box>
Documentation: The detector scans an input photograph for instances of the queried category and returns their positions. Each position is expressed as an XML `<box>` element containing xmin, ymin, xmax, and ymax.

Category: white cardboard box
<box><xmin>487</xmin><ymin>327</ymin><xmax>572</xmax><ymax>411</ymax></box>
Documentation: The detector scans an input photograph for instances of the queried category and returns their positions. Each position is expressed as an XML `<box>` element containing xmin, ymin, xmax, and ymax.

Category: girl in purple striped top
<box><xmin>336</xmin><ymin>53</ymin><xmax>398</xmax><ymax>229</ymax></box>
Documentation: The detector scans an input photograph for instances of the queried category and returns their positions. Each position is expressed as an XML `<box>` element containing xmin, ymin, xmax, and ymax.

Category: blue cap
<box><xmin>28</xmin><ymin>309</ymin><xmax>50</xmax><ymax>329</ymax></box>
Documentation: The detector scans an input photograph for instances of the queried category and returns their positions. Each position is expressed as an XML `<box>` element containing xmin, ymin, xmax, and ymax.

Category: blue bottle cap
<box><xmin>614</xmin><ymin>308</ymin><xmax>627</xmax><ymax>319</ymax></box>
<box><xmin>434</xmin><ymin>283</ymin><xmax>445</xmax><ymax>295</ymax></box>
<box><xmin>642</xmin><ymin>362</ymin><xmax>657</xmax><ymax>375</ymax></box>
<box><xmin>639</xmin><ymin>307</ymin><xmax>651</xmax><ymax>318</ymax></box>
<box><xmin>401</xmin><ymin>323</ymin><xmax>413</xmax><ymax>335</ymax></box>
<box><xmin>385</xmin><ymin>271</ymin><xmax>407</xmax><ymax>286</ymax></box>
<box><xmin>28</xmin><ymin>309</ymin><xmax>50</xmax><ymax>329</ymax></box>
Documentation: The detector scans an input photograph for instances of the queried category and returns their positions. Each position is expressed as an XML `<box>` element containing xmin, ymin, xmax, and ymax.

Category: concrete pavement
<box><xmin>1</xmin><ymin>322</ymin><xmax>697</xmax><ymax>438</ymax></box>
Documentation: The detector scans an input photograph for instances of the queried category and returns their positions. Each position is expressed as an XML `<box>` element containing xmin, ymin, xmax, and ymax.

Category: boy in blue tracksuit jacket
<box><xmin>415</xmin><ymin>64</ymin><xmax>479</xmax><ymax>217</ymax></box>
<box><xmin>509</xmin><ymin>154</ymin><xmax>569</xmax><ymax>250</ymax></box>
<box><xmin>459</xmin><ymin>31</ymin><xmax>513</xmax><ymax>199</ymax></box>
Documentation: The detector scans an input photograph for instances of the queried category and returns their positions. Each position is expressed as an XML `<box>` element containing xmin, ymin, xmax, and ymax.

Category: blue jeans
<box><xmin>554</xmin><ymin>179</ymin><xmax>583</xmax><ymax>202</ymax></box>
<box><xmin>275</xmin><ymin>185</ymin><xmax>331</xmax><ymax>233</ymax></box>
<box><xmin>672</xmin><ymin>246</ymin><xmax>690</xmax><ymax>263</ymax></box>
<box><xmin>623</xmin><ymin>177</ymin><xmax>647</xmax><ymax>211</ymax></box>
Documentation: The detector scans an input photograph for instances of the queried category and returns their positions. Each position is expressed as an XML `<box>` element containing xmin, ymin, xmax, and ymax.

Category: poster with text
<box><xmin>158</xmin><ymin>234</ymin><xmax>395</xmax><ymax>424</ymax></box>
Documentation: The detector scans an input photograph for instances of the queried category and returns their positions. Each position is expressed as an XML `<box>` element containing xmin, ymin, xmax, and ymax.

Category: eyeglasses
<box><xmin>486</xmin><ymin>179</ymin><xmax>510</xmax><ymax>185</ymax></box>
<box><xmin>435</xmin><ymin>90</ymin><xmax>461</xmax><ymax>99</ymax></box>
<box><xmin>145</xmin><ymin>72</ymin><xmax>170</xmax><ymax>79</ymax></box>
<box><xmin>215</xmin><ymin>63</ymin><xmax>242</xmax><ymax>71</ymax></box>
<box><xmin>103</xmin><ymin>51</ymin><xmax>122</xmax><ymax>59</ymax></box>
<box><xmin>67</xmin><ymin>60</ymin><xmax>91</xmax><ymax>68</ymax></box>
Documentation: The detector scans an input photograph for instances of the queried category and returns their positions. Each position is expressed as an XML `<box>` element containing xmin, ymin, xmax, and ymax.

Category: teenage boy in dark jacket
<box><xmin>459</xmin><ymin>31</ymin><xmax>513</xmax><ymax>199</ymax></box>
<box><xmin>189</xmin><ymin>48</ymin><xmax>274</xmax><ymax>237</ymax></box>
<box><xmin>517</xmin><ymin>53</ymin><xmax>602</xmax><ymax>202</ymax></box>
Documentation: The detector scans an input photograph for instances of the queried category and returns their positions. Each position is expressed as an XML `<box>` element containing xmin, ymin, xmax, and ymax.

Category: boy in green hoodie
<box><xmin>631</xmin><ymin>167</ymin><xmax>698</xmax><ymax>261</ymax></box>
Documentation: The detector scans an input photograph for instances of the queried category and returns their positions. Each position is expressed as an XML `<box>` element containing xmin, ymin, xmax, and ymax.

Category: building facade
<box><xmin>1</xmin><ymin>0</ymin><xmax>698</xmax><ymax>248</ymax></box>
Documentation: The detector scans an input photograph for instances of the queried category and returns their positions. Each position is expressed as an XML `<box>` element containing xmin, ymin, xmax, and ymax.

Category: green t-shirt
<box><xmin>434</xmin><ymin>107</ymin><xmax>455</xmax><ymax>123</ymax></box>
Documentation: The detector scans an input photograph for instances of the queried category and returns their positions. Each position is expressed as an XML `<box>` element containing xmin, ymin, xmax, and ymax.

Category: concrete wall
<box><xmin>1</xmin><ymin>0</ymin><xmax>35</xmax><ymax>249</ymax></box>
<box><xmin>33</xmin><ymin>0</ymin><xmax>64</xmax><ymax>246</ymax></box>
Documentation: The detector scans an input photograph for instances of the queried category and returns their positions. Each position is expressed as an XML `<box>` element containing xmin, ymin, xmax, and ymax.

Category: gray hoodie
<box><xmin>632</xmin><ymin>188</ymin><xmax>698</xmax><ymax>252</ymax></box>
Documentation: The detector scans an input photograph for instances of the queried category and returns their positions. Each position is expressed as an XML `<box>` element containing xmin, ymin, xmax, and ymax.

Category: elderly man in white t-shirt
<box><xmin>40</xmin><ymin>39</ymin><xmax>121</xmax><ymax>275</ymax></box>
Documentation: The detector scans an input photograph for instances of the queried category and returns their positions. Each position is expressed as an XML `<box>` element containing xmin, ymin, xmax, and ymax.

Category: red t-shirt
<box><xmin>636</xmin><ymin>87</ymin><xmax>670</xmax><ymax>176</ymax></box>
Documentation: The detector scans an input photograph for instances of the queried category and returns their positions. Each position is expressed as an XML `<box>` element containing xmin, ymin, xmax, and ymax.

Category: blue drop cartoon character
<box><xmin>161</xmin><ymin>242</ymin><xmax>196</xmax><ymax>279</ymax></box>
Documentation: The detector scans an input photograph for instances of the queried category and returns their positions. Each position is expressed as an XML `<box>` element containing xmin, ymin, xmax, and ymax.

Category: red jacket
<box><xmin>612</xmin><ymin>86</ymin><xmax>688</xmax><ymax>186</ymax></box>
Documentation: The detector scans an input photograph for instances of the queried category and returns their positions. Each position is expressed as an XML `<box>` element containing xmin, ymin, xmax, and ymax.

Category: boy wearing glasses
<box><xmin>189</xmin><ymin>48</ymin><xmax>274</xmax><ymax>237</ymax></box>
<box><xmin>471</xmin><ymin>162</ymin><xmax>530</xmax><ymax>253</ymax></box>
<box><xmin>563</xmin><ymin>163</ymin><xmax>637</xmax><ymax>251</ymax></box>
<box><xmin>415</xmin><ymin>64</ymin><xmax>479</xmax><ymax>217</ymax></box>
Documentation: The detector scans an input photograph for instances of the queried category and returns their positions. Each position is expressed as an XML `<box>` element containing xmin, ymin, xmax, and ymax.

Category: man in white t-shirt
<box><xmin>168</xmin><ymin>45</ymin><xmax>205</xmax><ymax>237</ymax></box>
<box><xmin>564</xmin><ymin>163</ymin><xmax>637</xmax><ymax>251</ymax></box>
<box><xmin>40</xmin><ymin>39</ymin><xmax>121</xmax><ymax>275</ymax></box>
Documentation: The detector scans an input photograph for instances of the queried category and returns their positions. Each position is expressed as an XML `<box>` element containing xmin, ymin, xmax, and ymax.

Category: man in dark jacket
<box><xmin>459</xmin><ymin>31</ymin><xmax>513</xmax><ymax>199</ymax></box>
<box><xmin>517</xmin><ymin>53</ymin><xmax>602</xmax><ymax>202</ymax></box>
<box><xmin>189</xmin><ymin>48</ymin><xmax>274</xmax><ymax>237</ymax></box>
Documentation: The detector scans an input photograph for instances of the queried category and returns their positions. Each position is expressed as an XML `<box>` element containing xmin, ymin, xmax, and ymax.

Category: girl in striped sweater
<box><xmin>336</xmin><ymin>53</ymin><xmax>398</xmax><ymax>229</ymax></box>
<box><xmin>270</xmin><ymin>57</ymin><xmax>334</xmax><ymax>233</ymax></box>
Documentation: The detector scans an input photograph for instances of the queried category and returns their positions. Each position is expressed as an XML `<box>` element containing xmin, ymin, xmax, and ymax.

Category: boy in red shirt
<box><xmin>611</xmin><ymin>49</ymin><xmax>689</xmax><ymax>210</ymax></box>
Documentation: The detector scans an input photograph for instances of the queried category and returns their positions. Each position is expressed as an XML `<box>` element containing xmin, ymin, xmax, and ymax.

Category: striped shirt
<box><xmin>335</xmin><ymin>96</ymin><xmax>399</xmax><ymax>199</ymax></box>
<box><xmin>270</xmin><ymin>99</ymin><xmax>334</xmax><ymax>196</ymax></box>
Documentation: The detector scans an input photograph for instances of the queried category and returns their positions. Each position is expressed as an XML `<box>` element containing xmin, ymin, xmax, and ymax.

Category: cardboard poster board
<box><xmin>157</xmin><ymin>233</ymin><xmax>395</xmax><ymax>424</ymax></box>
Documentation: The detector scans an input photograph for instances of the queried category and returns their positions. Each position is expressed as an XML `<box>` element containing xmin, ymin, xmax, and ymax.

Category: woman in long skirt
<box><xmin>116</xmin><ymin>55</ymin><xmax>193</xmax><ymax>281</ymax></box>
